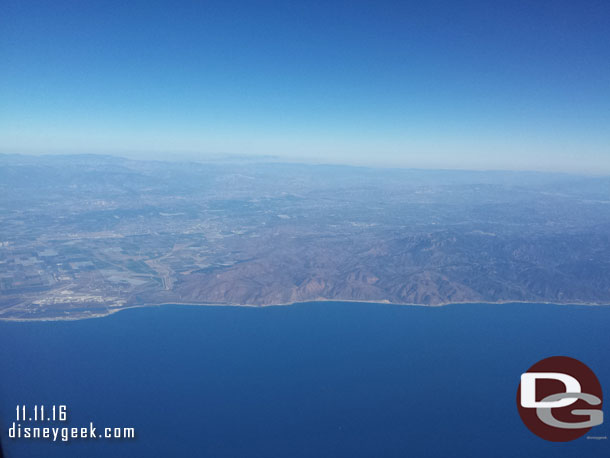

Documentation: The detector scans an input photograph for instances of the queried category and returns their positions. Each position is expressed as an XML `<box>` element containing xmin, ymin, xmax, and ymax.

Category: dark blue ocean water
<box><xmin>0</xmin><ymin>302</ymin><xmax>608</xmax><ymax>458</ymax></box>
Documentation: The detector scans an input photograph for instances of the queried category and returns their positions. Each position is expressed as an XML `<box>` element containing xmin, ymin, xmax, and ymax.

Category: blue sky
<box><xmin>1</xmin><ymin>0</ymin><xmax>609</xmax><ymax>172</ymax></box>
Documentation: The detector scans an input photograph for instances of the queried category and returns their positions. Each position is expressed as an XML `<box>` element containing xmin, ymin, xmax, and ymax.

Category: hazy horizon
<box><xmin>3</xmin><ymin>149</ymin><xmax>610</xmax><ymax>177</ymax></box>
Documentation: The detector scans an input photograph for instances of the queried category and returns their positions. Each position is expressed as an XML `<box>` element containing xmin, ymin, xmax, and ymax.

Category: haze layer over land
<box><xmin>1</xmin><ymin>154</ymin><xmax>609</xmax><ymax>320</ymax></box>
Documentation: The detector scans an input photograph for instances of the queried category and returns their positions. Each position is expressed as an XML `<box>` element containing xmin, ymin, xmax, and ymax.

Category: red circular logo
<box><xmin>516</xmin><ymin>356</ymin><xmax>603</xmax><ymax>441</ymax></box>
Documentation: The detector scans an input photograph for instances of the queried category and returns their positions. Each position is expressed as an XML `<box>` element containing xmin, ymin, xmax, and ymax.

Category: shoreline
<box><xmin>0</xmin><ymin>298</ymin><xmax>609</xmax><ymax>323</ymax></box>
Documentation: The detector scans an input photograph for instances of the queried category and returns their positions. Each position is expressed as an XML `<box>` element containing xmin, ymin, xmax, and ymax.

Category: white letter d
<box><xmin>521</xmin><ymin>372</ymin><xmax>581</xmax><ymax>408</ymax></box>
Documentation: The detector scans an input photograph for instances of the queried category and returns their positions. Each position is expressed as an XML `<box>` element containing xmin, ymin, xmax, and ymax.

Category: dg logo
<box><xmin>517</xmin><ymin>356</ymin><xmax>604</xmax><ymax>442</ymax></box>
